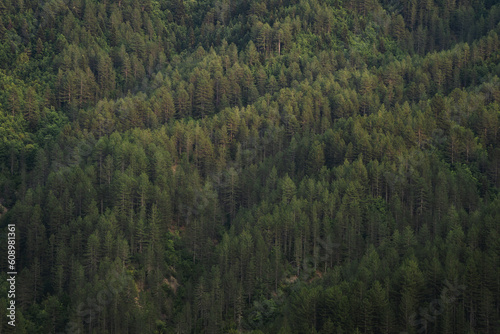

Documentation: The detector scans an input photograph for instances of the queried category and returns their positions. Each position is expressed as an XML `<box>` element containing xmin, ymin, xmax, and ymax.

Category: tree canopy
<box><xmin>0</xmin><ymin>0</ymin><xmax>500</xmax><ymax>333</ymax></box>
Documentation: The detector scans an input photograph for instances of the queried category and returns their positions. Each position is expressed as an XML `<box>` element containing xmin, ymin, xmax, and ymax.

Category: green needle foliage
<box><xmin>0</xmin><ymin>0</ymin><xmax>500</xmax><ymax>333</ymax></box>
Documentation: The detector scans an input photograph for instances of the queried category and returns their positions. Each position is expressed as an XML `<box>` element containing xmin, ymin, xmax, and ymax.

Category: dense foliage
<box><xmin>1</xmin><ymin>0</ymin><xmax>500</xmax><ymax>333</ymax></box>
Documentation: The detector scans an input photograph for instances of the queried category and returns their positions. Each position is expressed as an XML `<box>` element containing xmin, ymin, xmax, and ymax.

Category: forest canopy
<box><xmin>0</xmin><ymin>0</ymin><xmax>500</xmax><ymax>333</ymax></box>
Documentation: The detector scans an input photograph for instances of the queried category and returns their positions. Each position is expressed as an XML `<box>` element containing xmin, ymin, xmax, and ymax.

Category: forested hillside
<box><xmin>0</xmin><ymin>0</ymin><xmax>500</xmax><ymax>333</ymax></box>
